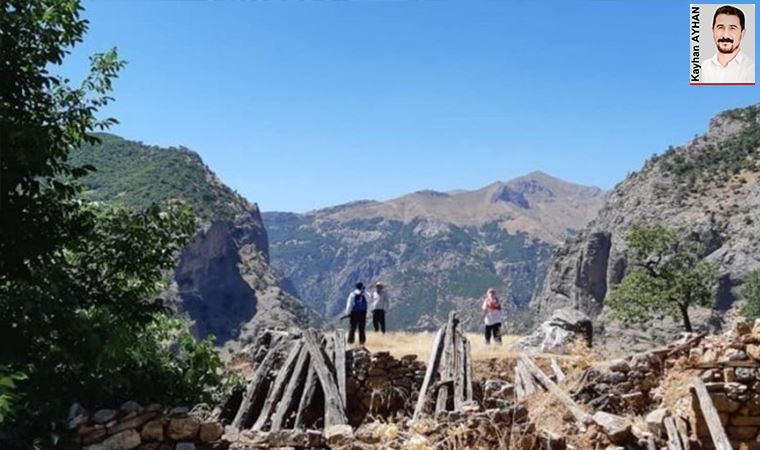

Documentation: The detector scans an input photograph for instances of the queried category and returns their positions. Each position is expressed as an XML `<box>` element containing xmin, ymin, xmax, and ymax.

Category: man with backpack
<box><xmin>344</xmin><ymin>282</ymin><xmax>369</xmax><ymax>345</ymax></box>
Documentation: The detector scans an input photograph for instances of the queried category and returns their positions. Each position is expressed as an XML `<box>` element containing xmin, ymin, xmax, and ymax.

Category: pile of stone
<box><xmin>345</xmin><ymin>349</ymin><xmax>426</xmax><ymax>425</ymax></box>
<box><xmin>572</xmin><ymin>352</ymin><xmax>664</xmax><ymax>414</ymax></box>
<box><xmin>66</xmin><ymin>402</ymin><xmax>226</xmax><ymax>450</ymax></box>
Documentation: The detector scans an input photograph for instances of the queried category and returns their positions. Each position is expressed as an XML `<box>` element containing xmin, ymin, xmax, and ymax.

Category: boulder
<box><xmin>199</xmin><ymin>422</ymin><xmax>224</xmax><ymax>443</ymax></box>
<box><xmin>325</xmin><ymin>424</ymin><xmax>353</xmax><ymax>447</ymax></box>
<box><xmin>593</xmin><ymin>411</ymin><xmax>632</xmax><ymax>445</ymax></box>
<box><xmin>167</xmin><ymin>416</ymin><xmax>200</xmax><ymax>440</ymax></box>
<box><xmin>140</xmin><ymin>419</ymin><xmax>165</xmax><ymax>442</ymax></box>
<box><xmin>94</xmin><ymin>409</ymin><xmax>118</xmax><ymax>425</ymax></box>
<box><xmin>83</xmin><ymin>429</ymin><xmax>141</xmax><ymax>450</ymax></box>
<box><xmin>644</xmin><ymin>408</ymin><xmax>668</xmax><ymax>436</ymax></box>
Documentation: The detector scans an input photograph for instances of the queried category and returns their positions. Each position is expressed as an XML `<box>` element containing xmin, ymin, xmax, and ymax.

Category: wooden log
<box><xmin>519</xmin><ymin>355</ymin><xmax>592</xmax><ymax>426</ymax></box>
<box><xmin>514</xmin><ymin>366</ymin><xmax>526</xmax><ymax>401</ymax></box>
<box><xmin>692</xmin><ymin>378</ymin><xmax>731</xmax><ymax>450</ymax></box>
<box><xmin>303</xmin><ymin>329</ymin><xmax>347</xmax><ymax>427</ymax></box>
<box><xmin>464</xmin><ymin>336</ymin><xmax>473</xmax><ymax>402</ymax></box>
<box><xmin>412</xmin><ymin>325</ymin><xmax>447</xmax><ymax>421</ymax></box>
<box><xmin>293</xmin><ymin>365</ymin><xmax>318</xmax><ymax>430</ymax></box>
<box><xmin>436</xmin><ymin>312</ymin><xmax>457</xmax><ymax>414</ymax></box>
<box><xmin>675</xmin><ymin>416</ymin><xmax>691</xmax><ymax>450</ymax></box>
<box><xmin>516</xmin><ymin>360</ymin><xmax>537</xmax><ymax>396</ymax></box>
<box><xmin>664</xmin><ymin>416</ymin><xmax>685</xmax><ymax>450</ymax></box>
<box><xmin>550</xmin><ymin>358</ymin><xmax>566</xmax><ymax>383</ymax></box>
<box><xmin>667</xmin><ymin>332</ymin><xmax>707</xmax><ymax>358</ymax></box>
<box><xmin>270</xmin><ymin>347</ymin><xmax>311</xmax><ymax>431</ymax></box>
<box><xmin>334</xmin><ymin>330</ymin><xmax>347</xmax><ymax>410</ymax></box>
<box><xmin>231</xmin><ymin>340</ymin><xmax>287</xmax><ymax>430</ymax></box>
<box><xmin>454</xmin><ymin>330</ymin><xmax>466</xmax><ymax>410</ymax></box>
<box><xmin>252</xmin><ymin>341</ymin><xmax>304</xmax><ymax>431</ymax></box>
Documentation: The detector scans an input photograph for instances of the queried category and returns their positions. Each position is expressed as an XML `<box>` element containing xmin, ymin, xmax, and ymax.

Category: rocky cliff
<box><xmin>532</xmin><ymin>103</ymin><xmax>760</xmax><ymax>347</ymax></box>
<box><xmin>71</xmin><ymin>134</ymin><xmax>320</xmax><ymax>348</ymax></box>
<box><xmin>263</xmin><ymin>172</ymin><xmax>605</xmax><ymax>332</ymax></box>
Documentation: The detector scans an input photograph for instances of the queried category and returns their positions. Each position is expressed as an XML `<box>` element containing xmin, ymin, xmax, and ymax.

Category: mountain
<box><xmin>263</xmin><ymin>172</ymin><xmax>605</xmax><ymax>332</ymax></box>
<box><xmin>70</xmin><ymin>134</ymin><xmax>320</xmax><ymax>349</ymax></box>
<box><xmin>532</xmin><ymin>103</ymin><xmax>760</xmax><ymax>348</ymax></box>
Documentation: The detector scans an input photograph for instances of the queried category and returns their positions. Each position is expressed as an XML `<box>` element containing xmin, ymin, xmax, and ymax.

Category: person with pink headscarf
<box><xmin>482</xmin><ymin>288</ymin><xmax>503</xmax><ymax>345</ymax></box>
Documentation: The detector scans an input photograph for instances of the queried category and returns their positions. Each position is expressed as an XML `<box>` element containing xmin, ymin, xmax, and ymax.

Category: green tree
<box><xmin>0</xmin><ymin>1</ymin><xmax>234</xmax><ymax>444</ymax></box>
<box><xmin>740</xmin><ymin>270</ymin><xmax>760</xmax><ymax>322</ymax></box>
<box><xmin>607</xmin><ymin>224</ymin><xmax>717</xmax><ymax>332</ymax></box>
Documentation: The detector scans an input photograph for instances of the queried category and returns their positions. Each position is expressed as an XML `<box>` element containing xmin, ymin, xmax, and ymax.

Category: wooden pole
<box><xmin>412</xmin><ymin>325</ymin><xmax>446</xmax><ymax>421</ymax></box>
<box><xmin>692</xmin><ymin>377</ymin><xmax>731</xmax><ymax>450</ymax></box>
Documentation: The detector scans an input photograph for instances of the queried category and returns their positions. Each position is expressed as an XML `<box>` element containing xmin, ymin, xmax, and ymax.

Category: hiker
<box><xmin>345</xmin><ymin>282</ymin><xmax>369</xmax><ymax>345</ymax></box>
<box><xmin>482</xmin><ymin>288</ymin><xmax>503</xmax><ymax>345</ymax></box>
<box><xmin>371</xmin><ymin>281</ymin><xmax>388</xmax><ymax>333</ymax></box>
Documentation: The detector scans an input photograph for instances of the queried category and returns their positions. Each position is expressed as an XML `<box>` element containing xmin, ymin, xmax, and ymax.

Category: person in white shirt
<box><xmin>370</xmin><ymin>281</ymin><xmax>388</xmax><ymax>333</ymax></box>
<box><xmin>702</xmin><ymin>5</ymin><xmax>755</xmax><ymax>84</ymax></box>
<box><xmin>482</xmin><ymin>288</ymin><xmax>503</xmax><ymax>345</ymax></box>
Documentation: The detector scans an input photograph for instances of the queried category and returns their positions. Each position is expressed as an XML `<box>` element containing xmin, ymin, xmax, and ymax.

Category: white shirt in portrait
<box><xmin>702</xmin><ymin>50</ymin><xmax>756</xmax><ymax>83</ymax></box>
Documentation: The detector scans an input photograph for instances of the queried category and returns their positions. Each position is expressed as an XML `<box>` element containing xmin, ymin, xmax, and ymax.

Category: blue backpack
<box><xmin>352</xmin><ymin>293</ymin><xmax>367</xmax><ymax>312</ymax></box>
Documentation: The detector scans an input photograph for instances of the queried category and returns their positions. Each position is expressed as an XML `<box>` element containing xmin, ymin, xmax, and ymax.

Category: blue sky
<box><xmin>64</xmin><ymin>0</ymin><xmax>759</xmax><ymax>212</ymax></box>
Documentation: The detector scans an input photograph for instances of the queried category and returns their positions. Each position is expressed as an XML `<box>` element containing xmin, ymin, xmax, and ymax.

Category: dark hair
<box><xmin>355</xmin><ymin>282</ymin><xmax>364</xmax><ymax>290</ymax></box>
<box><xmin>713</xmin><ymin>5</ymin><xmax>746</xmax><ymax>30</ymax></box>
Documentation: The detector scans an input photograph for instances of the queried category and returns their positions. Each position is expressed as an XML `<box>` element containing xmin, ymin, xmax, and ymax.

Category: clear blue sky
<box><xmin>64</xmin><ymin>0</ymin><xmax>759</xmax><ymax>212</ymax></box>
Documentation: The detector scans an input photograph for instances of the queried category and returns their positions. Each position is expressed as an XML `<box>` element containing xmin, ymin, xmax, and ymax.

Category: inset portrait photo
<box><xmin>690</xmin><ymin>4</ymin><xmax>756</xmax><ymax>85</ymax></box>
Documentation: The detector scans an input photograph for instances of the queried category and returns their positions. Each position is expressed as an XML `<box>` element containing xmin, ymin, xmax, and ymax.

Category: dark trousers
<box><xmin>348</xmin><ymin>311</ymin><xmax>366</xmax><ymax>345</ymax></box>
<box><xmin>485</xmin><ymin>323</ymin><xmax>502</xmax><ymax>344</ymax></box>
<box><xmin>372</xmin><ymin>309</ymin><xmax>386</xmax><ymax>333</ymax></box>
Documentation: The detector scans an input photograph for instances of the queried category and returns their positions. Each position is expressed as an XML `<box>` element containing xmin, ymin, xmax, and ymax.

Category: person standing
<box><xmin>345</xmin><ymin>282</ymin><xmax>369</xmax><ymax>345</ymax></box>
<box><xmin>482</xmin><ymin>288</ymin><xmax>503</xmax><ymax>345</ymax></box>
<box><xmin>371</xmin><ymin>281</ymin><xmax>388</xmax><ymax>333</ymax></box>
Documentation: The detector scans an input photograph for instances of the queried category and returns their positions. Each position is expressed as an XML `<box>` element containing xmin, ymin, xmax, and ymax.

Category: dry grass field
<box><xmin>354</xmin><ymin>331</ymin><xmax>521</xmax><ymax>371</ymax></box>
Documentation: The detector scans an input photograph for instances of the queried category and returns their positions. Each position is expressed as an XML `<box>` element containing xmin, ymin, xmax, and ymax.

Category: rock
<box><xmin>645</xmin><ymin>408</ymin><xmax>668</xmax><ymax>436</ymax></box>
<box><xmin>609</xmin><ymin>359</ymin><xmax>630</xmax><ymax>373</ymax></box>
<box><xmin>593</xmin><ymin>411</ymin><xmax>632</xmax><ymax>445</ymax></box>
<box><xmin>747</xmin><ymin>344</ymin><xmax>760</xmax><ymax>360</ymax></box>
<box><xmin>732</xmin><ymin>320</ymin><xmax>751</xmax><ymax>336</ymax></box>
<box><xmin>120</xmin><ymin>401</ymin><xmax>143</xmax><ymax>415</ymax></box>
<box><xmin>167</xmin><ymin>416</ymin><xmax>200</xmax><ymax>440</ymax></box>
<box><xmin>81</xmin><ymin>427</ymin><xmax>109</xmax><ymax>446</ymax></box>
<box><xmin>140</xmin><ymin>419</ymin><xmax>164</xmax><ymax>442</ymax></box>
<box><xmin>68</xmin><ymin>403</ymin><xmax>89</xmax><ymax>430</ymax></box>
<box><xmin>725</xmin><ymin>349</ymin><xmax>748</xmax><ymax>361</ymax></box>
<box><xmin>737</xmin><ymin>367</ymin><xmax>755</xmax><ymax>381</ymax></box>
<box><xmin>175</xmin><ymin>443</ymin><xmax>195</xmax><ymax>450</ymax></box>
<box><xmin>83</xmin><ymin>429</ymin><xmax>141</xmax><ymax>450</ymax></box>
<box><xmin>354</xmin><ymin>422</ymin><xmax>383</xmax><ymax>443</ymax></box>
<box><xmin>711</xmin><ymin>392</ymin><xmax>742</xmax><ymax>413</ymax></box>
<box><xmin>325</xmin><ymin>424</ymin><xmax>353</xmax><ymax>447</ymax></box>
<box><xmin>727</xmin><ymin>426</ymin><xmax>759</xmax><ymax>441</ymax></box>
<box><xmin>169</xmin><ymin>406</ymin><xmax>190</xmax><ymax>417</ymax></box>
<box><xmin>199</xmin><ymin>422</ymin><xmax>224</xmax><ymax>442</ymax></box>
<box><xmin>108</xmin><ymin>412</ymin><xmax>159</xmax><ymax>435</ymax></box>
<box><xmin>94</xmin><ymin>409</ymin><xmax>118</xmax><ymax>425</ymax></box>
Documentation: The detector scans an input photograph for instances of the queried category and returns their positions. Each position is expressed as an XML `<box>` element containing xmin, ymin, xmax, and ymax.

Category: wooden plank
<box><xmin>454</xmin><ymin>330</ymin><xmax>466</xmax><ymax>410</ymax></box>
<box><xmin>303</xmin><ymin>329</ymin><xmax>347</xmax><ymax>427</ymax></box>
<box><xmin>516</xmin><ymin>360</ymin><xmax>537</xmax><ymax>396</ymax></box>
<box><xmin>436</xmin><ymin>312</ymin><xmax>457</xmax><ymax>414</ymax></box>
<box><xmin>293</xmin><ymin>365</ymin><xmax>318</xmax><ymax>430</ymax></box>
<box><xmin>463</xmin><ymin>336</ymin><xmax>473</xmax><ymax>402</ymax></box>
<box><xmin>514</xmin><ymin>366</ymin><xmax>525</xmax><ymax>401</ymax></box>
<box><xmin>519</xmin><ymin>355</ymin><xmax>592</xmax><ymax>426</ymax></box>
<box><xmin>664</xmin><ymin>416</ymin><xmax>685</xmax><ymax>450</ymax></box>
<box><xmin>412</xmin><ymin>325</ymin><xmax>447</xmax><ymax>421</ymax></box>
<box><xmin>231</xmin><ymin>340</ymin><xmax>287</xmax><ymax>430</ymax></box>
<box><xmin>550</xmin><ymin>358</ymin><xmax>566</xmax><ymax>383</ymax></box>
<box><xmin>270</xmin><ymin>347</ymin><xmax>310</xmax><ymax>431</ymax></box>
<box><xmin>692</xmin><ymin>377</ymin><xmax>731</xmax><ymax>450</ymax></box>
<box><xmin>252</xmin><ymin>342</ymin><xmax>304</xmax><ymax>431</ymax></box>
<box><xmin>675</xmin><ymin>416</ymin><xmax>691</xmax><ymax>450</ymax></box>
<box><xmin>334</xmin><ymin>330</ymin><xmax>347</xmax><ymax>410</ymax></box>
<box><xmin>667</xmin><ymin>332</ymin><xmax>707</xmax><ymax>358</ymax></box>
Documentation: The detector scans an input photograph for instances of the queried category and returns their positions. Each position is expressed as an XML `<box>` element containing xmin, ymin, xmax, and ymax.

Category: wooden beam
<box><xmin>664</xmin><ymin>416</ymin><xmax>685</xmax><ymax>450</ymax></box>
<box><xmin>692</xmin><ymin>378</ymin><xmax>731</xmax><ymax>450</ymax></box>
<box><xmin>334</xmin><ymin>330</ymin><xmax>347</xmax><ymax>409</ymax></box>
<box><xmin>675</xmin><ymin>416</ymin><xmax>691</xmax><ymax>450</ymax></box>
<box><xmin>464</xmin><ymin>337</ymin><xmax>473</xmax><ymax>402</ymax></box>
<box><xmin>252</xmin><ymin>342</ymin><xmax>304</xmax><ymax>431</ymax></box>
<box><xmin>454</xmin><ymin>331</ymin><xmax>466</xmax><ymax>410</ymax></box>
<box><xmin>303</xmin><ymin>329</ymin><xmax>347</xmax><ymax>427</ymax></box>
<box><xmin>293</xmin><ymin>365</ymin><xmax>317</xmax><ymax>430</ymax></box>
<box><xmin>412</xmin><ymin>325</ymin><xmax>446</xmax><ymax>421</ymax></box>
<box><xmin>270</xmin><ymin>347</ymin><xmax>310</xmax><ymax>431</ymax></box>
<box><xmin>667</xmin><ymin>332</ymin><xmax>707</xmax><ymax>358</ymax></box>
<box><xmin>550</xmin><ymin>358</ymin><xmax>566</xmax><ymax>384</ymax></box>
<box><xmin>516</xmin><ymin>360</ymin><xmax>537</xmax><ymax>396</ymax></box>
<box><xmin>231</xmin><ymin>340</ymin><xmax>287</xmax><ymax>430</ymax></box>
<box><xmin>519</xmin><ymin>355</ymin><xmax>592</xmax><ymax>426</ymax></box>
<box><xmin>436</xmin><ymin>312</ymin><xmax>457</xmax><ymax>414</ymax></box>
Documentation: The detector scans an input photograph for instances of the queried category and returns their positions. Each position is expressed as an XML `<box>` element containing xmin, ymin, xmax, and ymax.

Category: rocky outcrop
<box><xmin>73</xmin><ymin>134</ymin><xmax>320</xmax><ymax>349</ymax></box>
<box><xmin>532</xmin><ymin>103</ymin><xmax>760</xmax><ymax>343</ymax></box>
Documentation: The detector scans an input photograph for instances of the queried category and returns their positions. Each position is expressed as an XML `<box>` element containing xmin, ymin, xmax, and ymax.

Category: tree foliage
<box><xmin>607</xmin><ymin>224</ymin><xmax>717</xmax><ymax>332</ymax></box>
<box><xmin>0</xmin><ymin>0</ymin><xmax>235</xmax><ymax>444</ymax></box>
<box><xmin>741</xmin><ymin>269</ymin><xmax>760</xmax><ymax>322</ymax></box>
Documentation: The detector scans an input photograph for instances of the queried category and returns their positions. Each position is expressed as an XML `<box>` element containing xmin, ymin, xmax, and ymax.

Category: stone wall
<box><xmin>66</xmin><ymin>402</ymin><xmax>226</xmax><ymax>450</ymax></box>
<box><xmin>342</xmin><ymin>349</ymin><xmax>425</xmax><ymax>425</ymax></box>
